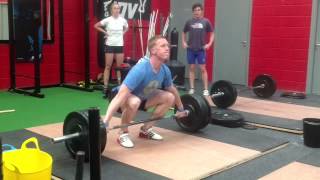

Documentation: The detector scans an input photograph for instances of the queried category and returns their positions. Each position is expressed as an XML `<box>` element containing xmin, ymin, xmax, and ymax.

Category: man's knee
<box><xmin>165</xmin><ymin>92</ymin><xmax>175</xmax><ymax>105</ymax></box>
<box><xmin>126</xmin><ymin>98</ymin><xmax>141</xmax><ymax>111</ymax></box>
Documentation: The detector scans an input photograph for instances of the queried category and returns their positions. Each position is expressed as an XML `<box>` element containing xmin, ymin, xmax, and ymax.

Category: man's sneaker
<box><xmin>203</xmin><ymin>89</ymin><xmax>210</xmax><ymax>96</ymax></box>
<box><xmin>117</xmin><ymin>133</ymin><xmax>134</xmax><ymax>148</ymax></box>
<box><xmin>188</xmin><ymin>88</ymin><xmax>195</xmax><ymax>95</ymax></box>
<box><xmin>139</xmin><ymin>128</ymin><xmax>163</xmax><ymax>140</ymax></box>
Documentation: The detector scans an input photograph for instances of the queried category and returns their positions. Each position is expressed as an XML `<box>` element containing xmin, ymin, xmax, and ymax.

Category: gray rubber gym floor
<box><xmin>1</xmin><ymin>80</ymin><xmax>319</xmax><ymax>179</ymax></box>
<box><xmin>0</xmin><ymin>117</ymin><xmax>290</xmax><ymax>180</ymax></box>
<box><xmin>191</xmin><ymin>80</ymin><xmax>320</xmax><ymax>179</ymax></box>
<box><xmin>1</xmin><ymin>113</ymin><xmax>318</xmax><ymax>179</ymax></box>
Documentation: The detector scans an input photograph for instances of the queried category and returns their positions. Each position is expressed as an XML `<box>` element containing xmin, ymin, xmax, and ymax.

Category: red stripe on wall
<box><xmin>204</xmin><ymin>0</ymin><xmax>216</xmax><ymax>81</ymax></box>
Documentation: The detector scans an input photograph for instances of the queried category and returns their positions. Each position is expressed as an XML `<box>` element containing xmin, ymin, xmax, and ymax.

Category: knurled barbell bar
<box><xmin>51</xmin><ymin>94</ymin><xmax>211</xmax><ymax>161</ymax></box>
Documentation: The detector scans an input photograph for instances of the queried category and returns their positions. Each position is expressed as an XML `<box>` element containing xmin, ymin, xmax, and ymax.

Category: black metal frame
<box><xmin>7</xmin><ymin>0</ymin><xmax>44</xmax><ymax>98</ymax></box>
<box><xmin>0</xmin><ymin>0</ymin><xmax>55</xmax><ymax>44</ymax></box>
<box><xmin>59</xmin><ymin>0</ymin><xmax>93</xmax><ymax>92</ymax></box>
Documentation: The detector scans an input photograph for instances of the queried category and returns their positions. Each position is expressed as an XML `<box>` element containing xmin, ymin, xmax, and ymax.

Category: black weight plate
<box><xmin>210</xmin><ymin>107</ymin><xmax>244</xmax><ymax>128</ymax></box>
<box><xmin>176</xmin><ymin>94</ymin><xmax>210</xmax><ymax>132</ymax></box>
<box><xmin>280</xmin><ymin>91</ymin><xmax>306</xmax><ymax>99</ymax></box>
<box><xmin>210</xmin><ymin>80</ymin><xmax>238</xmax><ymax>108</ymax></box>
<box><xmin>199</xmin><ymin>95</ymin><xmax>211</xmax><ymax>129</ymax></box>
<box><xmin>63</xmin><ymin>110</ymin><xmax>106</xmax><ymax>161</ymax></box>
<box><xmin>253</xmin><ymin>74</ymin><xmax>276</xmax><ymax>98</ymax></box>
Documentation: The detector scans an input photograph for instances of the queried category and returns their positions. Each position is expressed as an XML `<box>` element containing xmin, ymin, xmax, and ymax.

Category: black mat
<box><xmin>231</xmin><ymin>110</ymin><xmax>303</xmax><ymax>131</ymax></box>
<box><xmin>204</xmin><ymin>143</ymin><xmax>313</xmax><ymax>180</ymax></box>
<box><xmin>298</xmin><ymin>149</ymin><xmax>320</xmax><ymax>167</ymax></box>
<box><xmin>0</xmin><ymin>130</ymin><xmax>167</xmax><ymax>180</ymax></box>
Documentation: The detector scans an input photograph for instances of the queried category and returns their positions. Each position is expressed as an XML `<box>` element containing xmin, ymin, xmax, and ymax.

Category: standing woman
<box><xmin>94</xmin><ymin>2</ymin><xmax>128</xmax><ymax>94</ymax></box>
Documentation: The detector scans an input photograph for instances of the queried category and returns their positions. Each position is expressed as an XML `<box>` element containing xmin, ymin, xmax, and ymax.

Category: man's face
<box><xmin>193</xmin><ymin>7</ymin><xmax>203</xmax><ymax>18</ymax></box>
<box><xmin>152</xmin><ymin>38</ymin><xmax>170</xmax><ymax>62</ymax></box>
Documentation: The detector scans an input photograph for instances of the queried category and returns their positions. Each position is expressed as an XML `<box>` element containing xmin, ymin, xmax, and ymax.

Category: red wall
<box><xmin>204</xmin><ymin>0</ymin><xmax>313</xmax><ymax>92</ymax></box>
<box><xmin>204</xmin><ymin>0</ymin><xmax>216</xmax><ymax>81</ymax></box>
<box><xmin>0</xmin><ymin>0</ymin><xmax>170</xmax><ymax>90</ymax></box>
<box><xmin>0</xmin><ymin>0</ymin><xmax>61</xmax><ymax>89</ymax></box>
<box><xmin>249</xmin><ymin>0</ymin><xmax>312</xmax><ymax>91</ymax></box>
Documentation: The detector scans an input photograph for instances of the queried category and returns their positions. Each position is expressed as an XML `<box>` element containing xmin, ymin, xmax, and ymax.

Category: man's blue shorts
<box><xmin>187</xmin><ymin>48</ymin><xmax>206</xmax><ymax>64</ymax></box>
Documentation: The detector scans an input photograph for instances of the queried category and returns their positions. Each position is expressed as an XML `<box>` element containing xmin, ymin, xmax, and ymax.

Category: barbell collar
<box><xmin>51</xmin><ymin>132</ymin><xmax>81</xmax><ymax>143</ymax></box>
<box><xmin>211</xmin><ymin>91</ymin><xmax>225</xmax><ymax>98</ymax></box>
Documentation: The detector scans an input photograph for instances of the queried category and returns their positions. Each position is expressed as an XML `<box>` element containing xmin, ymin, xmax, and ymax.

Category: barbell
<box><xmin>51</xmin><ymin>94</ymin><xmax>211</xmax><ymax>161</ymax></box>
<box><xmin>251</xmin><ymin>74</ymin><xmax>277</xmax><ymax>98</ymax></box>
<box><xmin>208</xmin><ymin>74</ymin><xmax>277</xmax><ymax>109</ymax></box>
<box><xmin>52</xmin><ymin>76</ymin><xmax>275</xmax><ymax>160</ymax></box>
<box><xmin>209</xmin><ymin>80</ymin><xmax>238</xmax><ymax>108</ymax></box>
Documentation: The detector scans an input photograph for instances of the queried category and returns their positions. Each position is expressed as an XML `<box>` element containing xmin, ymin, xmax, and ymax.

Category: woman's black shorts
<box><xmin>104</xmin><ymin>45</ymin><xmax>123</xmax><ymax>53</ymax></box>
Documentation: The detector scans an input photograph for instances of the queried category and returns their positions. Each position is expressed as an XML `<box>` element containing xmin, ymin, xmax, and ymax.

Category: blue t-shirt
<box><xmin>122</xmin><ymin>57</ymin><xmax>173</xmax><ymax>100</ymax></box>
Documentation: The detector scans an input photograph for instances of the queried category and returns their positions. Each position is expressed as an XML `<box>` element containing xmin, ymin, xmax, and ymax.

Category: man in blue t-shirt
<box><xmin>103</xmin><ymin>36</ymin><xmax>188</xmax><ymax>148</ymax></box>
<box><xmin>182</xmin><ymin>3</ymin><xmax>214</xmax><ymax>96</ymax></box>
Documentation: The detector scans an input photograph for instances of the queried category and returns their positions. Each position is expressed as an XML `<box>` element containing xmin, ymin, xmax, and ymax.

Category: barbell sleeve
<box><xmin>211</xmin><ymin>92</ymin><xmax>225</xmax><ymax>98</ymax></box>
<box><xmin>51</xmin><ymin>132</ymin><xmax>81</xmax><ymax>143</ymax></box>
<box><xmin>252</xmin><ymin>84</ymin><xmax>265</xmax><ymax>89</ymax></box>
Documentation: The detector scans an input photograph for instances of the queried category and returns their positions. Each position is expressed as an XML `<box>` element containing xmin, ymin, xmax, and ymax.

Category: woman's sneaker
<box><xmin>117</xmin><ymin>133</ymin><xmax>134</xmax><ymax>148</ymax></box>
<box><xmin>139</xmin><ymin>128</ymin><xmax>163</xmax><ymax>140</ymax></box>
<box><xmin>102</xmin><ymin>86</ymin><xmax>109</xmax><ymax>99</ymax></box>
<box><xmin>188</xmin><ymin>88</ymin><xmax>195</xmax><ymax>95</ymax></box>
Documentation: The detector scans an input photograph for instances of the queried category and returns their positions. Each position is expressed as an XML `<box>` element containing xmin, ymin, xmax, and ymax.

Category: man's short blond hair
<box><xmin>148</xmin><ymin>35</ymin><xmax>166</xmax><ymax>52</ymax></box>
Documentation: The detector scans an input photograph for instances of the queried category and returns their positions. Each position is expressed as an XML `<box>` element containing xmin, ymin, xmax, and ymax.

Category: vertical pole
<box><xmin>132</xmin><ymin>20</ymin><xmax>136</xmax><ymax>59</ymax></box>
<box><xmin>88</xmin><ymin>108</ymin><xmax>101</xmax><ymax>180</ymax></box>
<box><xmin>33</xmin><ymin>8</ymin><xmax>41</xmax><ymax>93</ymax></box>
<box><xmin>75</xmin><ymin>151</ymin><xmax>85</xmax><ymax>180</ymax></box>
<box><xmin>8</xmin><ymin>0</ymin><xmax>16</xmax><ymax>90</ymax></box>
<box><xmin>43</xmin><ymin>0</ymin><xmax>47</xmax><ymax>38</ymax></box>
<box><xmin>59</xmin><ymin>0</ymin><xmax>65</xmax><ymax>84</ymax></box>
<box><xmin>84</xmin><ymin>0</ymin><xmax>90</xmax><ymax>88</ymax></box>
